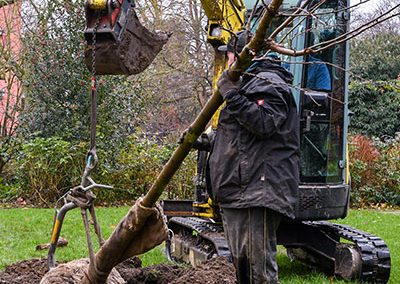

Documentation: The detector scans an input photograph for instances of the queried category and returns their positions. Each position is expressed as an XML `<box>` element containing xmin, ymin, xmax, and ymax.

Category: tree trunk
<box><xmin>81</xmin><ymin>199</ymin><xmax>168</xmax><ymax>283</ymax></box>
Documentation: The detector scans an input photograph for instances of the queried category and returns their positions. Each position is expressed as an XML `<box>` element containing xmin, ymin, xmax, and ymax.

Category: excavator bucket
<box><xmin>84</xmin><ymin>0</ymin><xmax>169</xmax><ymax>75</ymax></box>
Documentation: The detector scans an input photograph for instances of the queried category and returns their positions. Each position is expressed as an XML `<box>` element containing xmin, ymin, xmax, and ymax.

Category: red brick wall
<box><xmin>0</xmin><ymin>1</ymin><xmax>22</xmax><ymax>135</ymax></box>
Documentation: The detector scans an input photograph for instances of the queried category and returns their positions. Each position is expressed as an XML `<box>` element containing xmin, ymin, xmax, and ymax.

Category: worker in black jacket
<box><xmin>210</xmin><ymin>32</ymin><xmax>300</xmax><ymax>284</ymax></box>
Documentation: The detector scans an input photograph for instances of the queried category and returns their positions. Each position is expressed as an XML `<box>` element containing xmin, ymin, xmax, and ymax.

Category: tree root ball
<box><xmin>40</xmin><ymin>258</ymin><xmax>124</xmax><ymax>284</ymax></box>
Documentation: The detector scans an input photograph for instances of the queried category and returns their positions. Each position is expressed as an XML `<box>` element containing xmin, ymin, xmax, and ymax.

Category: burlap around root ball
<box><xmin>40</xmin><ymin>258</ymin><xmax>124</xmax><ymax>284</ymax></box>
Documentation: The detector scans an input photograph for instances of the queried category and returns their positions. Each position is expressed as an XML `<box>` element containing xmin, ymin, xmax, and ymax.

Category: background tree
<box><xmin>350</xmin><ymin>32</ymin><xmax>400</xmax><ymax>81</ymax></box>
<box><xmin>350</xmin><ymin>0</ymin><xmax>400</xmax><ymax>37</ymax></box>
<box><xmin>20</xmin><ymin>0</ymin><xmax>143</xmax><ymax>142</ymax></box>
<box><xmin>134</xmin><ymin>0</ymin><xmax>213</xmax><ymax>135</ymax></box>
<box><xmin>20</xmin><ymin>0</ymin><xmax>214</xmax><ymax>140</ymax></box>
<box><xmin>348</xmin><ymin>0</ymin><xmax>400</xmax><ymax>137</ymax></box>
<box><xmin>349</xmin><ymin>0</ymin><xmax>400</xmax><ymax>81</ymax></box>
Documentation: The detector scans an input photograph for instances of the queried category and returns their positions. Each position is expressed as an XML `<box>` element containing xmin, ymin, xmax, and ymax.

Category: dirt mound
<box><xmin>0</xmin><ymin>257</ymin><xmax>235</xmax><ymax>284</ymax></box>
<box><xmin>117</xmin><ymin>262</ymin><xmax>187</xmax><ymax>284</ymax></box>
<box><xmin>0</xmin><ymin>258</ymin><xmax>48</xmax><ymax>284</ymax></box>
<box><xmin>170</xmin><ymin>257</ymin><xmax>236</xmax><ymax>284</ymax></box>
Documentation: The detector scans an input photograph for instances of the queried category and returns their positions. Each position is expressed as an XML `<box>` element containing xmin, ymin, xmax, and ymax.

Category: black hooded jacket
<box><xmin>209</xmin><ymin>60</ymin><xmax>300</xmax><ymax>218</ymax></box>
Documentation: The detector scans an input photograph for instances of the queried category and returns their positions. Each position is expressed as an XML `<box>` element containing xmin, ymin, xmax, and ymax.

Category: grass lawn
<box><xmin>0</xmin><ymin>207</ymin><xmax>398</xmax><ymax>283</ymax></box>
<box><xmin>0</xmin><ymin>206</ymin><xmax>165</xmax><ymax>269</ymax></box>
<box><xmin>279</xmin><ymin>209</ymin><xmax>400</xmax><ymax>284</ymax></box>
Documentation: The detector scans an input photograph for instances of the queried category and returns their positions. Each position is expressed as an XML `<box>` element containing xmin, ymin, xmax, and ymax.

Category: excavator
<box><xmin>48</xmin><ymin>0</ymin><xmax>391</xmax><ymax>282</ymax></box>
<box><xmin>159</xmin><ymin>0</ymin><xmax>392</xmax><ymax>282</ymax></box>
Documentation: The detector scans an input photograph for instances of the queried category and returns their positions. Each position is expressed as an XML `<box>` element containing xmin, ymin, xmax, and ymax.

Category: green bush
<box><xmin>16</xmin><ymin>137</ymin><xmax>85</xmax><ymax>206</ymax></box>
<box><xmin>0</xmin><ymin>177</ymin><xmax>19</xmax><ymax>202</ymax></box>
<box><xmin>349</xmin><ymin>81</ymin><xmax>400</xmax><ymax>138</ymax></box>
<box><xmin>374</xmin><ymin>135</ymin><xmax>400</xmax><ymax>205</ymax></box>
<box><xmin>10</xmin><ymin>133</ymin><xmax>197</xmax><ymax>206</ymax></box>
<box><xmin>350</xmin><ymin>32</ymin><xmax>400</xmax><ymax>82</ymax></box>
<box><xmin>96</xmin><ymin>133</ymin><xmax>196</xmax><ymax>204</ymax></box>
<box><xmin>9</xmin><ymin>133</ymin><xmax>399</xmax><ymax>209</ymax></box>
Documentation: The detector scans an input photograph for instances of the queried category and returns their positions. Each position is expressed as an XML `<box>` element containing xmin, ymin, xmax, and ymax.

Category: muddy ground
<box><xmin>0</xmin><ymin>256</ymin><xmax>236</xmax><ymax>284</ymax></box>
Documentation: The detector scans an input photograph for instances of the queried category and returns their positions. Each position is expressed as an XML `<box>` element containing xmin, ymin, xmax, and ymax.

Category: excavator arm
<box><xmin>201</xmin><ymin>0</ymin><xmax>245</xmax><ymax>46</ymax></box>
<box><xmin>200</xmin><ymin>0</ymin><xmax>246</xmax><ymax>128</ymax></box>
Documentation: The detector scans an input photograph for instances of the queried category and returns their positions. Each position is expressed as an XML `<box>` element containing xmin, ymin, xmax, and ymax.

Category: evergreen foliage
<box><xmin>350</xmin><ymin>32</ymin><xmax>400</xmax><ymax>81</ymax></box>
<box><xmin>10</xmin><ymin>133</ymin><xmax>196</xmax><ymax>205</ymax></box>
<box><xmin>348</xmin><ymin>80</ymin><xmax>400</xmax><ymax>138</ymax></box>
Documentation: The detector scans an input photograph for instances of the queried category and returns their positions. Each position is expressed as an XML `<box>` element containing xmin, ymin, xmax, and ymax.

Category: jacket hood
<box><xmin>244</xmin><ymin>59</ymin><xmax>294</xmax><ymax>84</ymax></box>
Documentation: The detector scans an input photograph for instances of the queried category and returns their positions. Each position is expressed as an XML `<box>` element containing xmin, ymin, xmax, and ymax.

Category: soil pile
<box><xmin>0</xmin><ymin>257</ymin><xmax>236</xmax><ymax>284</ymax></box>
<box><xmin>170</xmin><ymin>257</ymin><xmax>236</xmax><ymax>284</ymax></box>
<box><xmin>0</xmin><ymin>259</ymin><xmax>48</xmax><ymax>284</ymax></box>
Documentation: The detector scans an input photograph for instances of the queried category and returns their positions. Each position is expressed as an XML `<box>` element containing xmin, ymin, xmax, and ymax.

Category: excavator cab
<box><xmin>165</xmin><ymin>0</ymin><xmax>351</xmax><ymax>220</ymax></box>
<box><xmin>290</xmin><ymin>0</ymin><xmax>351</xmax><ymax>221</ymax></box>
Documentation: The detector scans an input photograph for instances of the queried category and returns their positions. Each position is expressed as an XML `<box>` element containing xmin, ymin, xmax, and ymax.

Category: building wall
<box><xmin>0</xmin><ymin>1</ymin><xmax>22</xmax><ymax>136</ymax></box>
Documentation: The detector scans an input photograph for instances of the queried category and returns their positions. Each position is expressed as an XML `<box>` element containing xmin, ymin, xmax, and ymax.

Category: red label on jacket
<box><xmin>257</xmin><ymin>99</ymin><xmax>264</xmax><ymax>106</ymax></box>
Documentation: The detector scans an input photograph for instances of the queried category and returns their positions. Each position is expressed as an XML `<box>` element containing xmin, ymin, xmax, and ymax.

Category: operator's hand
<box><xmin>178</xmin><ymin>129</ymin><xmax>188</xmax><ymax>145</ymax></box>
<box><xmin>217</xmin><ymin>70</ymin><xmax>242</xmax><ymax>100</ymax></box>
<box><xmin>178</xmin><ymin>129</ymin><xmax>211</xmax><ymax>151</ymax></box>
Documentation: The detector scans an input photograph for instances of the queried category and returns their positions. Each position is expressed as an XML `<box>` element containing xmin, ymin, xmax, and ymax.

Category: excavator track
<box><xmin>311</xmin><ymin>221</ymin><xmax>391</xmax><ymax>283</ymax></box>
<box><xmin>167</xmin><ymin>217</ymin><xmax>391</xmax><ymax>283</ymax></box>
<box><xmin>167</xmin><ymin>217</ymin><xmax>230</xmax><ymax>266</ymax></box>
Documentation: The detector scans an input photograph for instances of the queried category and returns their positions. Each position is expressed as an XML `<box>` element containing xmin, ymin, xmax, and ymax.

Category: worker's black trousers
<box><xmin>221</xmin><ymin>207</ymin><xmax>282</xmax><ymax>284</ymax></box>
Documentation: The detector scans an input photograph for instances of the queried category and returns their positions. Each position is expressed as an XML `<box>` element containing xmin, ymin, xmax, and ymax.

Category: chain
<box><xmin>82</xmin><ymin>13</ymin><xmax>102</xmax><ymax>265</ymax></box>
<box><xmin>81</xmin><ymin>14</ymin><xmax>102</xmax><ymax>186</ymax></box>
<box><xmin>92</xmin><ymin>14</ymin><xmax>100</xmax><ymax>78</ymax></box>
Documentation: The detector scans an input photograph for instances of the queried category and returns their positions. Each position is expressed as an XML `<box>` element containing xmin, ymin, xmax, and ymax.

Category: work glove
<box><xmin>119</xmin><ymin>198</ymin><xmax>169</xmax><ymax>261</ymax></box>
<box><xmin>217</xmin><ymin>70</ymin><xmax>242</xmax><ymax>100</ymax></box>
<box><xmin>178</xmin><ymin>130</ymin><xmax>212</xmax><ymax>151</ymax></box>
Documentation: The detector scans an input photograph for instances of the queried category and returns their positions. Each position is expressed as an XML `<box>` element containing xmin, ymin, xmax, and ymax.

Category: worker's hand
<box><xmin>120</xmin><ymin>198</ymin><xmax>168</xmax><ymax>260</ymax></box>
<box><xmin>178</xmin><ymin>129</ymin><xmax>188</xmax><ymax>144</ymax></box>
<box><xmin>178</xmin><ymin>130</ymin><xmax>211</xmax><ymax>151</ymax></box>
<box><xmin>217</xmin><ymin>70</ymin><xmax>242</xmax><ymax>99</ymax></box>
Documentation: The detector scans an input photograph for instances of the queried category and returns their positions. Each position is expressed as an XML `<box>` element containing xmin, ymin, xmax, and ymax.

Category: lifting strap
<box><xmin>47</xmin><ymin>14</ymin><xmax>113</xmax><ymax>269</ymax></box>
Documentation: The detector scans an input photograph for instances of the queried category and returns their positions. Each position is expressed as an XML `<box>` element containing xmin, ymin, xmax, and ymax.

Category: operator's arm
<box><xmin>226</xmin><ymin>90</ymin><xmax>288</xmax><ymax>138</ymax></box>
<box><xmin>218</xmin><ymin>71</ymin><xmax>290</xmax><ymax>138</ymax></box>
<box><xmin>307</xmin><ymin>64</ymin><xmax>332</xmax><ymax>91</ymax></box>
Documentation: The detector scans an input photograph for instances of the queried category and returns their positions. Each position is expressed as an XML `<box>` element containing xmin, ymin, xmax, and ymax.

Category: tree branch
<box><xmin>279</xmin><ymin>0</ymin><xmax>372</xmax><ymax>17</ymax></box>
<box><xmin>0</xmin><ymin>0</ymin><xmax>14</xmax><ymax>9</ymax></box>
<box><xmin>265</xmin><ymin>4</ymin><xmax>400</xmax><ymax>56</ymax></box>
<box><xmin>269</xmin><ymin>0</ymin><xmax>313</xmax><ymax>39</ymax></box>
